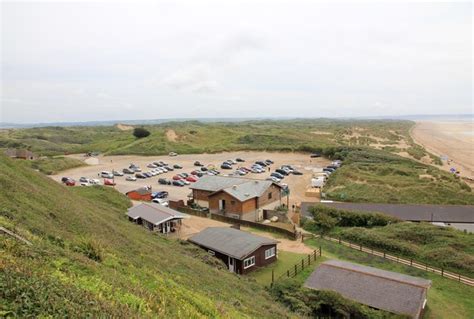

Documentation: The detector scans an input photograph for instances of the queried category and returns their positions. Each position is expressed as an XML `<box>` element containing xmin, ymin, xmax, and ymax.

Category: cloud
<box><xmin>161</xmin><ymin>63</ymin><xmax>219</xmax><ymax>93</ymax></box>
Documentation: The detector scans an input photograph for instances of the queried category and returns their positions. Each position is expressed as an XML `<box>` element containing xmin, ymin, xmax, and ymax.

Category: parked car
<box><xmin>129</xmin><ymin>164</ymin><xmax>141</xmax><ymax>172</ymax></box>
<box><xmin>158</xmin><ymin>178</ymin><xmax>171</xmax><ymax>185</ymax></box>
<box><xmin>191</xmin><ymin>170</ymin><xmax>204</xmax><ymax>177</ymax></box>
<box><xmin>152</xmin><ymin>198</ymin><xmax>169</xmax><ymax>206</ymax></box>
<box><xmin>310</xmin><ymin>153</ymin><xmax>321</xmax><ymax>158</ymax></box>
<box><xmin>186</xmin><ymin>176</ymin><xmax>198</xmax><ymax>182</ymax></box>
<box><xmin>323</xmin><ymin>167</ymin><xmax>335</xmax><ymax>173</ymax></box>
<box><xmin>164</xmin><ymin>166</ymin><xmax>174</xmax><ymax>171</ymax></box>
<box><xmin>327</xmin><ymin>165</ymin><xmax>339</xmax><ymax>170</ymax></box>
<box><xmin>104</xmin><ymin>178</ymin><xmax>116</xmax><ymax>186</ymax></box>
<box><xmin>172</xmin><ymin>175</ymin><xmax>182</xmax><ymax>180</ymax></box>
<box><xmin>172</xmin><ymin>180</ymin><xmax>185</xmax><ymax>187</ymax></box>
<box><xmin>161</xmin><ymin>167</ymin><xmax>169</xmax><ymax>172</ymax></box>
<box><xmin>126</xmin><ymin>176</ymin><xmax>137</xmax><ymax>181</ymax></box>
<box><xmin>79</xmin><ymin>177</ymin><xmax>89</xmax><ymax>183</ymax></box>
<box><xmin>147</xmin><ymin>163</ymin><xmax>157</xmax><ymax>168</ymax></box>
<box><xmin>135</xmin><ymin>173</ymin><xmax>146</xmax><ymax>179</ymax></box>
<box><xmin>123</xmin><ymin>168</ymin><xmax>134</xmax><ymax>174</ymax></box>
<box><xmin>100</xmin><ymin>171</ymin><xmax>114</xmax><ymax>178</ymax></box>
<box><xmin>169</xmin><ymin>152</ymin><xmax>178</xmax><ymax>156</ymax></box>
<box><xmin>223</xmin><ymin>160</ymin><xmax>234</xmax><ymax>166</ymax></box>
<box><xmin>173</xmin><ymin>164</ymin><xmax>183</xmax><ymax>169</ymax></box>
<box><xmin>182</xmin><ymin>180</ymin><xmax>191</xmax><ymax>185</ymax></box>
<box><xmin>292</xmin><ymin>170</ymin><xmax>303</xmax><ymax>175</ymax></box>
<box><xmin>152</xmin><ymin>191</ymin><xmax>169</xmax><ymax>199</ymax></box>
<box><xmin>221</xmin><ymin>163</ymin><xmax>232</xmax><ymax>169</ymax></box>
<box><xmin>234</xmin><ymin>170</ymin><xmax>246</xmax><ymax>176</ymax></box>
<box><xmin>200</xmin><ymin>166</ymin><xmax>208</xmax><ymax>171</ymax></box>
<box><xmin>271</xmin><ymin>172</ymin><xmax>285</xmax><ymax>179</ymax></box>
<box><xmin>62</xmin><ymin>178</ymin><xmax>75</xmax><ymax>186</ymax></box>
<box><xmin>144</xmin><ymin>172</ymin><xmax>153</xmax><ymax>178</ymax></box>
<box><xmin>112</xmin><ymin>170</ymin><xmax>124</xmax><ymax>176</ymax></box>
<box><xmin>255</xmin><ymin>161</ymin><xmax>267</xmax><ymax>167</ymax></box>
<box><xmin>275</xmin><ymin>168</ymin><xmax>289</xmax><ymax>176</ymax></box>
<box><xmin>194</xmin><ymin>161</ymin><xmax>204</xmax><ymax>167</ymax></box>
<box><xmin>266</xmin><ymin>176</ymin><xmax>281</xmax><ymax>183</ymax></box>
<box><xmin>236</xmin><ymin>158</ymin><xmax>245</xmax><ymax>162</ymax></box>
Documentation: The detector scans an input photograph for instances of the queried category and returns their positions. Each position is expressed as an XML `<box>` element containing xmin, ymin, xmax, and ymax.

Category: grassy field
<box><xmin>303</xmin><ymin>238</ymin><xmax>474</xmax><ymax>319</ymax></box>
<box><xmin>0</xmin><ymin>155</ymin><xmax>295</xmax><ymax>318</ymax></box>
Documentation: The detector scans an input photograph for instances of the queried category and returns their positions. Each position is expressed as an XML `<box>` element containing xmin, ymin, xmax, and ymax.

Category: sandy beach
<box><xmin>411</xmin><ymin>121</ymin><xmax>474</xmax><ymax>179</ymax></box>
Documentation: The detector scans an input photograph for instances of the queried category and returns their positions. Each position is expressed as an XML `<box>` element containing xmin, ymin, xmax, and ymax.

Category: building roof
<box><xmin>126</xmin><ymin>187</ymin><xmax>152</xmax><ymax>196</ymax></box>
<box><xmin>305</xmin><ymin>260</ymin><xmax>431</xmax><ymax>318</ymax></box>
<box><xmin>188</xmin><ymin>227</ymin><xmax>278</xmax><ymax>260</ymax></box>
<box><xmin>191</xmin><ymin>175</ymin><xmax>281</xmax><ymax>202</ymax></box>
<box><xmin>300</xmin><ymin>202</ymin><xmax>474</xmax><ymax>224</ymax></box>
<box><xmin>189</xmin><ymin>175</ymin><xmax>250</xmax><ymax>192</ymax></box>
<box><xmin>127</xmin><ymin>203</ymin><xmax>188</xmax><ymax>225</ymax></box>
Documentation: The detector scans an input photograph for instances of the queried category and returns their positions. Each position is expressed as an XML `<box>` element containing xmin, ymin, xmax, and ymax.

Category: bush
<box><xmin>132</xmin><ymin>128</ymin><xmax>150</xmax><ymax>139</ymax></box>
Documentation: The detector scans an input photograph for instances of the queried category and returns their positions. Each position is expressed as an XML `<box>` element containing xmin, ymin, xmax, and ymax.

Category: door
<box><xmin>219</xmin><ymin>199</ymin><xmax>226</xmax><ymax>212</ymax></box>
<box><xmin>228</xmin><ymin>256</ymin><xmax>235</xmax><ymax>272</ymax></box>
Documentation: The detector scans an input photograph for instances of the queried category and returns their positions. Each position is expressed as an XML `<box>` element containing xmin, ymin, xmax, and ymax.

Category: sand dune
<box><xmin>411</xmin><ymin>121</ymin><xmax>474</xmax><ymax>179</ymax></box>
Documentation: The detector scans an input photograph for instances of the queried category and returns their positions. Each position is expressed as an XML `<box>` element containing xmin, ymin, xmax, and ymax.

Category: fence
<box><xmin>176</xmin><ymin>206</ymin><xmax>210</xmax><ymax>218</ymax></box>
<box><xmin>318</xmin><ymin>235</ymin><xmax>474</xmax><ymax>287</ymax></box>
<box><xmin>271</xmin><ymin>248</ymin><xmax>321</xmax><ymax>287</ymax></box>
<box><xmin>210</xmin><ymin>213</ymin><xmax>298</xmax><ymax>240</ymax></box>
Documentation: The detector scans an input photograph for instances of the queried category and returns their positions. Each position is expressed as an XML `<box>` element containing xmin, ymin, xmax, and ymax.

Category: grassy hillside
<box><xmin>22</xmin><ymin>156</ymin><xmax>86</xmax><ymax>175</ymax></box>
<box><xmin>323</xmin><ymin>148</ymin><xmax>474</xmax><ymax>204</ymax></box>
<box><xmin>0</xmin><ymin>155</ymin><xmax>293</xmax><ymax>318</ymax></box>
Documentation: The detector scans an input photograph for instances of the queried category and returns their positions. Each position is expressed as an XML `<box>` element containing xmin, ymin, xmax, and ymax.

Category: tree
<box><xmin>133</xmin><ymin>127</ymin><xmax>150</xmax><ymax>139</ymax></box>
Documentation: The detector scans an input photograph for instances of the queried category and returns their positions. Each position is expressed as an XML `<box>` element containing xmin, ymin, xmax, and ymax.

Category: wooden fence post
<box><xmin>302</xmin><ymin>259</ymin><xmax>304</xmax><ymax>269</ymax></box>
<box><xmin>441</xmin><ymin>268</ymin><xmax>443</xmax><ymax>277</ymax></box>
<box><xmin>319</xmin><ymin>246</ymin><xmax>322</xmax><ymax>256</ymax></box>
<box><xmin>295</xmin><ymin>264</ymin><xmax>297</xmax><ymax>276</ymax></box>
<box><xmin>339</xmin><ymin>237</ymin><xmax>341</xmax><ymax>244</ymax></box>
<box><xmin>308</xmin><ymin>254</ymin><xmax>311</xmax><ymax>265</ymax></box>
<box><xmin>359</xmin><ymin>244</ymin><xmax>362</xmax><ymax>251</ymax></box>
<box><xmin>271</xmin><ymin>269</ymin><xmax>274</xmax><ymax>286</ymax></box>
<box><xmin>410</xmin><ymin>258</ymin><xmax>413</xmax><ymax>266</ymax></box>
<box><xmin>313</xmin><ymin>250</ymin><xmax>316</xmax><ymax>261</ymax></box>
<box><xmin>287</xmin><ymin>270</ymin><xmax>290</xmax><ymax>277</ymax></box>
<box><xmin>383</xmin><ymin>252</ymin><xmax>386</xmax><ymax>258</ymax></box>
<box><xmin>458</xmin><ymin>274</ymin><xmax>461</xmax><ymax>282</ymax></box>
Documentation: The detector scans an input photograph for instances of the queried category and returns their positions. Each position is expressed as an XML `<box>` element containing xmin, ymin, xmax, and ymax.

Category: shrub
<box><xmin>132</xmin><ymin>128</ymin><xmax>150</xmax><ymax>139</ymax></box>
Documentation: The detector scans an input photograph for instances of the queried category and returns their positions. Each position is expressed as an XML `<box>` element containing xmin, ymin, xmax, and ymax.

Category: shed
<box><xmin>188</xmin><ymin>227</ymin><xmax>278</xmax><ymax>274</ymax></box>
<box><xmin>304</xmin><ymin>260</ymin><xmax>431</xmax><ymax>318</ymax></box>
<box><xmin>127</xmin><ymin>203</ymin><xmax>188</xmax><ymax>234</ymax></box>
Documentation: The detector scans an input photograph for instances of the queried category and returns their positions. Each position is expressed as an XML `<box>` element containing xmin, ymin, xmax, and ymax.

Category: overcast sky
<box><xmin>1</xmin><ymin>1</ymin><xmax>472</xmax><ymax>123</ymax></box>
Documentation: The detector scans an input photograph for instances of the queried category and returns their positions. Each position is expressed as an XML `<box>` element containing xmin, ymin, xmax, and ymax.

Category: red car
<box><xmin>186</xmin><ymin>176</ymin><xmax>198</xmax><ymax>182</ymax></box>
<box><xmin>172</xmin><ymin>175</ymin><xmax>182</xmax><ymax>181</ymax></box>
<box><xmin>104</xmin><ymin>178</ymin><xmax>116</xmax><ymax>186</ymax></box>
<box><xmin>64</xmin><ymin>179</ymin><xmax>75</xmax><ymax>186</ymax></box>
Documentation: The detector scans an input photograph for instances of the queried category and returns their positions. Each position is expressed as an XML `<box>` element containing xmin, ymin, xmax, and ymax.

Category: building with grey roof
<box><xmin>190</xmin><ymin>175</ymin><xmax>285</xmax><ymax>222</ymax></box>
<box><xmin>188</xmin><ymin>227</ymin><xmax>278</xmax><ymax>274</ymax></box>
<box><xmin>305</xmin><ymin>260</ymin><xmax>431</xmax><ymax>318</ymax></box>
<box><xmin>127</xmin><ymin>203</ymin><xmax>188</xmax><ymax>234</ymax></box>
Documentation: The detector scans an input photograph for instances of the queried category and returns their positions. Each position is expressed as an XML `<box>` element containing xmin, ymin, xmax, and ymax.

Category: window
<box><xmin>265</xmin><ymin>247</ymin><xmax>276</xmax><ymax>259</ymax></box>
<box><xmin>268</xmin><ymin>192</ymin><xmax>272</xmax><ymax>199</ymax></box>
<box><xmin>243</xmin><ymin>256</ymin><xmax>255</xmax><ymax>269</ymax></box>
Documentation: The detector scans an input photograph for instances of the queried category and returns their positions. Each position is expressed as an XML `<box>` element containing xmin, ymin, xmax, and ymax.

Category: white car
<box><xmin>169</xmin><ymin>152</ymin><xmax>178</xmax><ymax>156</ymax></box>
<box><xmin>89</xmin><ymin>179</ymin><xmax>100</xmax><ymax>185</ymax></box>
<box><xmin>182</xmin><ymin>180</ymin><xmax>190</xmax><ymax>185</ymax></box>
<box><xmin>152</xmin><ymin>198</ymin><xmax>169</xmax><ymax>206</ymax></box>
<box><xmin>100</xmin><ymin>171</ymin><xmax>114</xmax><ymax>178</ymax></box>
<box><xmin>126</xmin><ymin>176</ymin><xmax>137</xmax><ymax>181</ymax></box>
<box><xmin>150</xmin><ymin>171</ymin><xmax>158</xmax><ymax>176</ymax></box>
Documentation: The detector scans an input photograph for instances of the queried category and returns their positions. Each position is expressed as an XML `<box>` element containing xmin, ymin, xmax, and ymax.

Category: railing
<box><xmin>271</xmin><ymin>248</ymin><xmax>321</xmax><ymax>287</ymax></box>
<box><xmin>319</xmin><ymin>235</ymin><xmax>474</xmax><ymax>287</ymax></box>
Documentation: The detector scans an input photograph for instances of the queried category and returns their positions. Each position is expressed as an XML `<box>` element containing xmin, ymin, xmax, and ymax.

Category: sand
<box><xmin>411</xmin><ymin>121</ymin><xmax>474</xmax><ymax>179</ymax></box>
<box><xmin>51</xmin><ymin>151</ymin><xmax>330</xmax><ymax>208</ymax></box>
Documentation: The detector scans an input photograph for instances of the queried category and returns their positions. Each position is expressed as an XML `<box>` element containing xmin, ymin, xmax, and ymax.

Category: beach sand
<box><xmin>411</xmin><ymin>121</ymin><xmax>474</xmax><ymax>179</ymax></box>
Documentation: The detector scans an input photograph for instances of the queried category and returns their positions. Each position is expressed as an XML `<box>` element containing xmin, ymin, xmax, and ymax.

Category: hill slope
<box><xmin>0</xmin><ymin>155</ymin><xmax>293</xmax><ymax>318</ymax></box>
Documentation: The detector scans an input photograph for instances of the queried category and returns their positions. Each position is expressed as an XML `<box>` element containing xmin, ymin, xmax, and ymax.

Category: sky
<box><xmin>1</xmin><ymin>1</ymin><xmax>472</xmax><ymax>124</ymax></box>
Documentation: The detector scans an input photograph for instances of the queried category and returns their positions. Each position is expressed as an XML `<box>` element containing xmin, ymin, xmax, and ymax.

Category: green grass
<box><xmin>22</xmin><ymin>156</ymin><xmax>86</xmax><ymax>175</ymax></box>
<box><xmin>303</xmin><ymin>238</ymin><xmax>474</xmax><ymax>319</ymax></box>
<box><xmin>249</xmin><ymin>251</ymin><xmax>320</xmax><ymax>285</ymax></box>
<box><xmin>0</xmin><ymin>155</ymin><xmax>295</xmax><ymax>318</ymax></box>
<box><xmin>330</xmin><ymin>222</ymin><xmax>474</xmax><ymax>277</ymax></box>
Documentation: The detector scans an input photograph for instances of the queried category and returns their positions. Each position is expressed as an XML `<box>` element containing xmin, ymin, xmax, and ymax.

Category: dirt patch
<box><xmin>116</xmin><ymin>123</ymin><xmax>134</xmax><ymax>131</ymax></box>
<box><xmin>419</xmin><ymin>174</ymin><xmax>435</xmax><ymax>180</ymax></box>
<box><xmin>166</xmin><ymin>129</ymin><xmax>178</xmax><ymax>142</ymax></box>
<box><xmin>311</xmin><ymin>131</ymin><xmax>332</xmax><ymax>135</ymax></box>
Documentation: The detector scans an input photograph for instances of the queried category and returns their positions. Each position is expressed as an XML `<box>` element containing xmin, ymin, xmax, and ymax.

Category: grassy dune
<box><xmin>0</xmin><ymin>155</ymin><xmax>293</xmax><ymax>318</ymax></box>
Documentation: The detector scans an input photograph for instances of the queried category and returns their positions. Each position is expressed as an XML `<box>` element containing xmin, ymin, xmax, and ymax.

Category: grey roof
<box><xmin>305</xmin><ymin>260</ymin><xmax>431</xmax><ymax>318</ymax></box>
<box><xmin>189</xmin><ymin>175</ymin><xmax>250</xmax><ymax>192</ymax></box>
<box><xmin>301</xmin><ymin>202</ymin><xmax>474</xmax><ymax>223</ymax></box>
<box><xmin>216</xmin><ymin>180</ymin><xmax>279</xmax><ymax>201</ymax></box>
<box><xmin>127</xmin><ymin>203</ymin><xmax>187</xmax><ymax>225</ymax></box>
<box><xmin>188</xmin><ymin>227</ymin><xmax>278</xmax><ymax>260</ymax></box>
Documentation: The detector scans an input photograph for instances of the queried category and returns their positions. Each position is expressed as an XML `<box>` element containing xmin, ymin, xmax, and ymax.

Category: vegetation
<box><xmin>23</xmin><ymin>156</ymin><xmax>86</xmax><ymax>175</ymax></box>
<box><xmin>323</xmin><ymin>148</ymin><xmax>474</xmax><ymax>204</ymax></box>
<box><xmin>303</xmin><ymin>238</ymin><xmax>474</xmax><ymax>319</ymax></box>
<box><xmin>303</xmin><ymin>204</ymin><xmax>399</xmax><ymax>234</ymax></box>
<box><xmin>331</xmin><ymin>222</ymin><xmax>474</xmax><ymax>277</ymax></box>
<box><xmin>133</xmin><ymin>127</ymin><xmax>151</xmax><ymax>139</ymax></box>
<box><xmin>0</xmin><ymin>155</ymin><xmax>293</xmax><ymax>318</ymax></box>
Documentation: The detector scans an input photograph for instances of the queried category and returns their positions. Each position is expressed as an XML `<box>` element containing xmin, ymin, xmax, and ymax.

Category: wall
<box><xmin>192</xmin><ymin>189</ymin><xmax>213</xmax><ymax>208</ymax></box>
<box><xmin>257</xmin><ymin>184</ymin><xmax>282</xmax><ymax>208</ymax></box>
<box><xmin>238</xmin><ymin>244</ymin><xmax>278</xmax><ymax>275</ymax></box>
